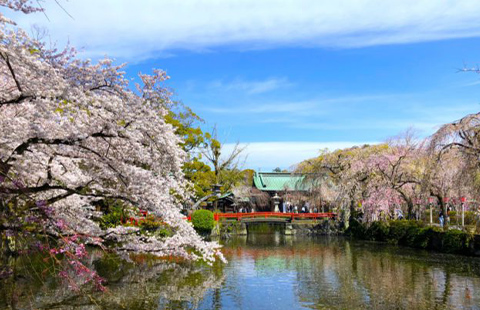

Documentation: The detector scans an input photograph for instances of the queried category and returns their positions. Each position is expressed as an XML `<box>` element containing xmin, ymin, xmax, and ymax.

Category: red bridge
<box><xmin>212</xmin><ymin>212</ymin><xmax>336</xmax><ymax>222</ymax></box>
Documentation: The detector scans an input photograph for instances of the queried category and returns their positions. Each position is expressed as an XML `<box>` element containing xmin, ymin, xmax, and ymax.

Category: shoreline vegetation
<box><xmin>191</xmin><ymin>208</ymin><xmax>480</xmax><ymax>257</ymax></box>
<box><xmin>346</xmin><ymin>218</ymin><xmax>480</xmax><ymax>256</ymax></box>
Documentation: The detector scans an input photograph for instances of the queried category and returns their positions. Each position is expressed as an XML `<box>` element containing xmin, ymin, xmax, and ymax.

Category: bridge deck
<box><xmin>214</xmin><ymin>212</ymin><xmax>336</xmax><ymax>222</ymax></box>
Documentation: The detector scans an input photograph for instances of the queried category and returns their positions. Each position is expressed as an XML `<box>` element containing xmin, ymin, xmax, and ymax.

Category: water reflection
<box><xmin>1</xmin><ymin>233</ymin><xmax>480</xmax><ymax>309</ymax></box>
<box><xmin>0</xmin><ymin>253</ymin><xmax>225</xmax><ymax>310</ymax></box>
<box><xmin>198</xmin><ymin>233</ymin><xmax>480</xmax><ymax>310</ymax></box>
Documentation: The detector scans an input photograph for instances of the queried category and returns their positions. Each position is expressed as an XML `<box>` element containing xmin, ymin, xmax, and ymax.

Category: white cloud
<box><xmin>8</xmin><ymin>0</ymin><xmax>480</xmax><ymax>60</ymax></box>
<box><xmin>204</xmin><ymin>99</ymin><xmax>319</xmax><ymax>115</ymax></box>
<box><xmin>462</xmin><ymin>80</ymin><xmax>480</xmax><ymax>87</ymax></box>
<box><xmin>222</xmin><ymin>141</ymin><xmax>378</xmax><ymax>170</ymax></box>
<box><xmin>292</xmin><ymin>119</ymin><xmax>443</xmax><ymax>132</ymax></box>
<box><xmin>291</xmin><ymin>102</ymin><xmax>480</xmax><ymax>134</ymax></box>
<box><xmin>205</xmin><ymin>93</ymin><xmax>480</xmax><ymax>135</ymax></box>
<box><xmin>209</xmin><ymin>77</ymin><xmax>292</xmax><ymax>94</ymax></box>
<box><xmin>202</xmin><ymin>93</ymin><xmax>398</xmax><ymax>116</ymax></box>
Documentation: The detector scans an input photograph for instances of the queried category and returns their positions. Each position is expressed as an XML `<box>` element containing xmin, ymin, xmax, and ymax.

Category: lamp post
<box><xmin>273</xmin><ymin>192</ymin><xmax>280</xmax><ymax>213</ymax></box>
<box><xmin>461</xmin><ymin>196</ymin><xmax>466</xmax><ymax>227</ymax></box>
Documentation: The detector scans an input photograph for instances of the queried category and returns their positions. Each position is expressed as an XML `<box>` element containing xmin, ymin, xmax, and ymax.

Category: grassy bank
<box><xmin>347</xmin><ymin>219</ymin><xmax>478</xmax><ymax>255</ymax></box>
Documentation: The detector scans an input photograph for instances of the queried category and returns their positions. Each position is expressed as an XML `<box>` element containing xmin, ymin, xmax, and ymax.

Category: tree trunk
<box><xmin>431</xmin><ymin>191</ymin><xmax>446</xmax><ymax>221</ymax></box>
<box><xmin>397</xmin><ymin>189</ymin><xmax>413</xmax><ymax>219</ymax></box>
<box><xmin>191</xmin><ymin>193</ymin><xmax>216</xmax><ymax>210</ymax></box>
<box><xmin>406</xmin><ymin>199</ymin><xmax>414</xmax><ymax>219</ymax></box>
<box><xmin>435</xmin><ymin>194</ymin><xmax>446</xmax><ymax>220</ymax></box>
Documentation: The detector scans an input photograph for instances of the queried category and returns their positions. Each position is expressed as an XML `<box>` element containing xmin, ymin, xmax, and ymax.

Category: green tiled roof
<box><xmin>253</xmin><ymin>172</ymin><xmax>309</xmax><ymax>192</ymax></box>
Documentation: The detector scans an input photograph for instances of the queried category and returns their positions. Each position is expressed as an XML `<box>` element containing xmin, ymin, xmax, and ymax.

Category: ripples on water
<box><xmin>1</xmin><ymin>232</ymin><xmax>480</xmax><ymax>309</ymax></box>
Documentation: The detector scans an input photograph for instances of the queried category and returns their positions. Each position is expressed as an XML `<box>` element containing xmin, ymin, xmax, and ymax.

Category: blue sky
<box><xmin>8</xmin><ymin>0</ymin><xmax>480</xmax><ymax>169</ymax></box>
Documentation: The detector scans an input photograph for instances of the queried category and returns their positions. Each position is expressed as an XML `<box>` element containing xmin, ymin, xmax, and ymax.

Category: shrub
<box><xmin>465</xmin><ymin>211</ymin><xmax>476</xmax><ymax>226</ymax></box>
<box><xmin>139</xmin><ymin>215</ymin><xmax>161</xmax><ymax>230</ymax></box>
<box><xmin>99</xmin><ymin>201</ymin><xmax>128</xmax><ymax>229</ymax></box>
<box><xmin>347</xmin><ymin>217</ymin><xmax>478</xmax><ymax>256</ymax></box>
<box><xmin>191</xmin><ymin>209</ymin><xmax>215</xmax><ymax>233</ymax></box>
<box><xmin>346</xmin><ymin>218</ymin><xmax>367</xmax><ymax>239</ymax></box>
<box><xmin>410</xmin><ymin>226</ymin><xmax>441</xmax><ymax>249</ymax></box>
<box><xmin>366</xmin><ymin>221</ymin><xmax>389</xmax><ymax>242</ymax></box>
<box><xmin>442</xmin><ymin>229</ymin><xmax>472</xmax><ymax>254</ymax></box>
<box><xmin>449</xmin><ymin>211</ymin><xmax>477</xmax><ymax>226</ymax></box>
<box><xmin>405</xmin><ymin>221</ymin><xmax>426</xmax><ymax>245</ymax></box>
<box><xmin>387</xmin><ymin>220</ymin><xmax>420</xmax><ymax>245</ymax></box>
<box><xmin>139</xmin><ymin>216</ymin><xmax>172</xmax><ymax>237</ymax></box>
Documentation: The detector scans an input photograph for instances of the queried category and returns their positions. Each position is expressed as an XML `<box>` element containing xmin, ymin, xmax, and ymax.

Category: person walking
<box><xmin>439</xmin><ymin>210</ymin><xmax>444</xmax><ymax>227</ymax></box>
<box><xmin>397</xmin><ymin>209</ymin><xmax>404</xmax><ymax>220</ymax></box>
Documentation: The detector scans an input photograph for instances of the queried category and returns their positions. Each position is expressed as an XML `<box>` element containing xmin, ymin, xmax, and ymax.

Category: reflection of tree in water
<box><xmin>3</xmin><ymin>237</ymin><xmax>480</xmax><ymax>310</ymax></box>
<box><xmin>219</xmin><ymin>235</ymin><xmax>480</xmax><ymax>310</ymax></box>
<box><xmin>290</xmin><ymin>241</ymin><xmax>480</xmax><ymax>310</ymax></box>
<box><xmin>0</xmin><ymin>253</ymin><xmax>225</xmax><ymax>310</ymax></box>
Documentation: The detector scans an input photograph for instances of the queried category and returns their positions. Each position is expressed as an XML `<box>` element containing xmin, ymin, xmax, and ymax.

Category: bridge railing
<box><xmin>213</xmin><ymin>212</ymin><xmax>336</xmax><ymax>221</ymax></box>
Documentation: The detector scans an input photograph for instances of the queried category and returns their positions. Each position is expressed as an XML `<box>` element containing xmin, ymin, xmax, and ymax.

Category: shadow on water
<box><xmin>245</xmin><ymin>222</ymin><xmax>285</xmax><ymax>234</ymax></box>
<box><xmin>2</xmin><ymin>233</ymin><xmax>480</xmax><ymax>309</ymax></box>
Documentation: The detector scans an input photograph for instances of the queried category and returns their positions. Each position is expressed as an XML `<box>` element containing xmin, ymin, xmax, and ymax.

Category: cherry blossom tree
<box><xmin>299</xmin><ymin>124</ymin><xmax>479</xmax><ymax>224</ymax></box>
<box><xmin>297</xmin><ymin>144</ymin><xmax>388</xmax><ymax>224</ymax></box>
<box><xmin>365</xmin><ymin>133</ymin><xmax>426</xmax><ymax>218</ymax></box>
<box><xmin>428</xmin><ymin>112</ymin><xmax>480</xmax><ymax>208</ymax></box>
<box><xmin>299</xmin><ymin>137</ymin><xmax>427</xmax><ymax>222</ymax></box>
<box><xmin>0</xmin><ymin>0</ymin><xmax>224</xmax><ymax>274</ymax></box>
<box><xmin>421</xmin><ymin>148</ymin><xmax>465</xmax><ymax>214</ymax></box>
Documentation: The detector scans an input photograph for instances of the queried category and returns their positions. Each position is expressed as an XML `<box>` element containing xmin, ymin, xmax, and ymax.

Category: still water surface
<box><xmin>201</xmin><ymin>234</ymin><xmax>480</xmax><ymax>310</ymax></box>
<box><xmin>2</xmin><ymin>233</ymin><xmax>480</xmax><ymax>309</ymax></box>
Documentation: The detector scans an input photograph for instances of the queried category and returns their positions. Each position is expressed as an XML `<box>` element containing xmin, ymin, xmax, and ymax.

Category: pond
<box><xmin>2</xmin><ymin>233</ymin><xmax>480</xmax><ymax>309</ymax></box>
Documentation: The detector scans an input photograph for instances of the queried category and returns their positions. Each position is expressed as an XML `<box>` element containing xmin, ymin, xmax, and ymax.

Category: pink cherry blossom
<box><xmin>0</xmin><ymin>0</ymin><xmax>224</xmax><ymax>266</ymax></box>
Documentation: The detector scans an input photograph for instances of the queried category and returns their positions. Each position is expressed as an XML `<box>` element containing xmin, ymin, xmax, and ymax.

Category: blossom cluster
<box><xmin>0</xmin><ymin>0</ymin><xmax>224</xmax><ymax>270</ymax></box>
